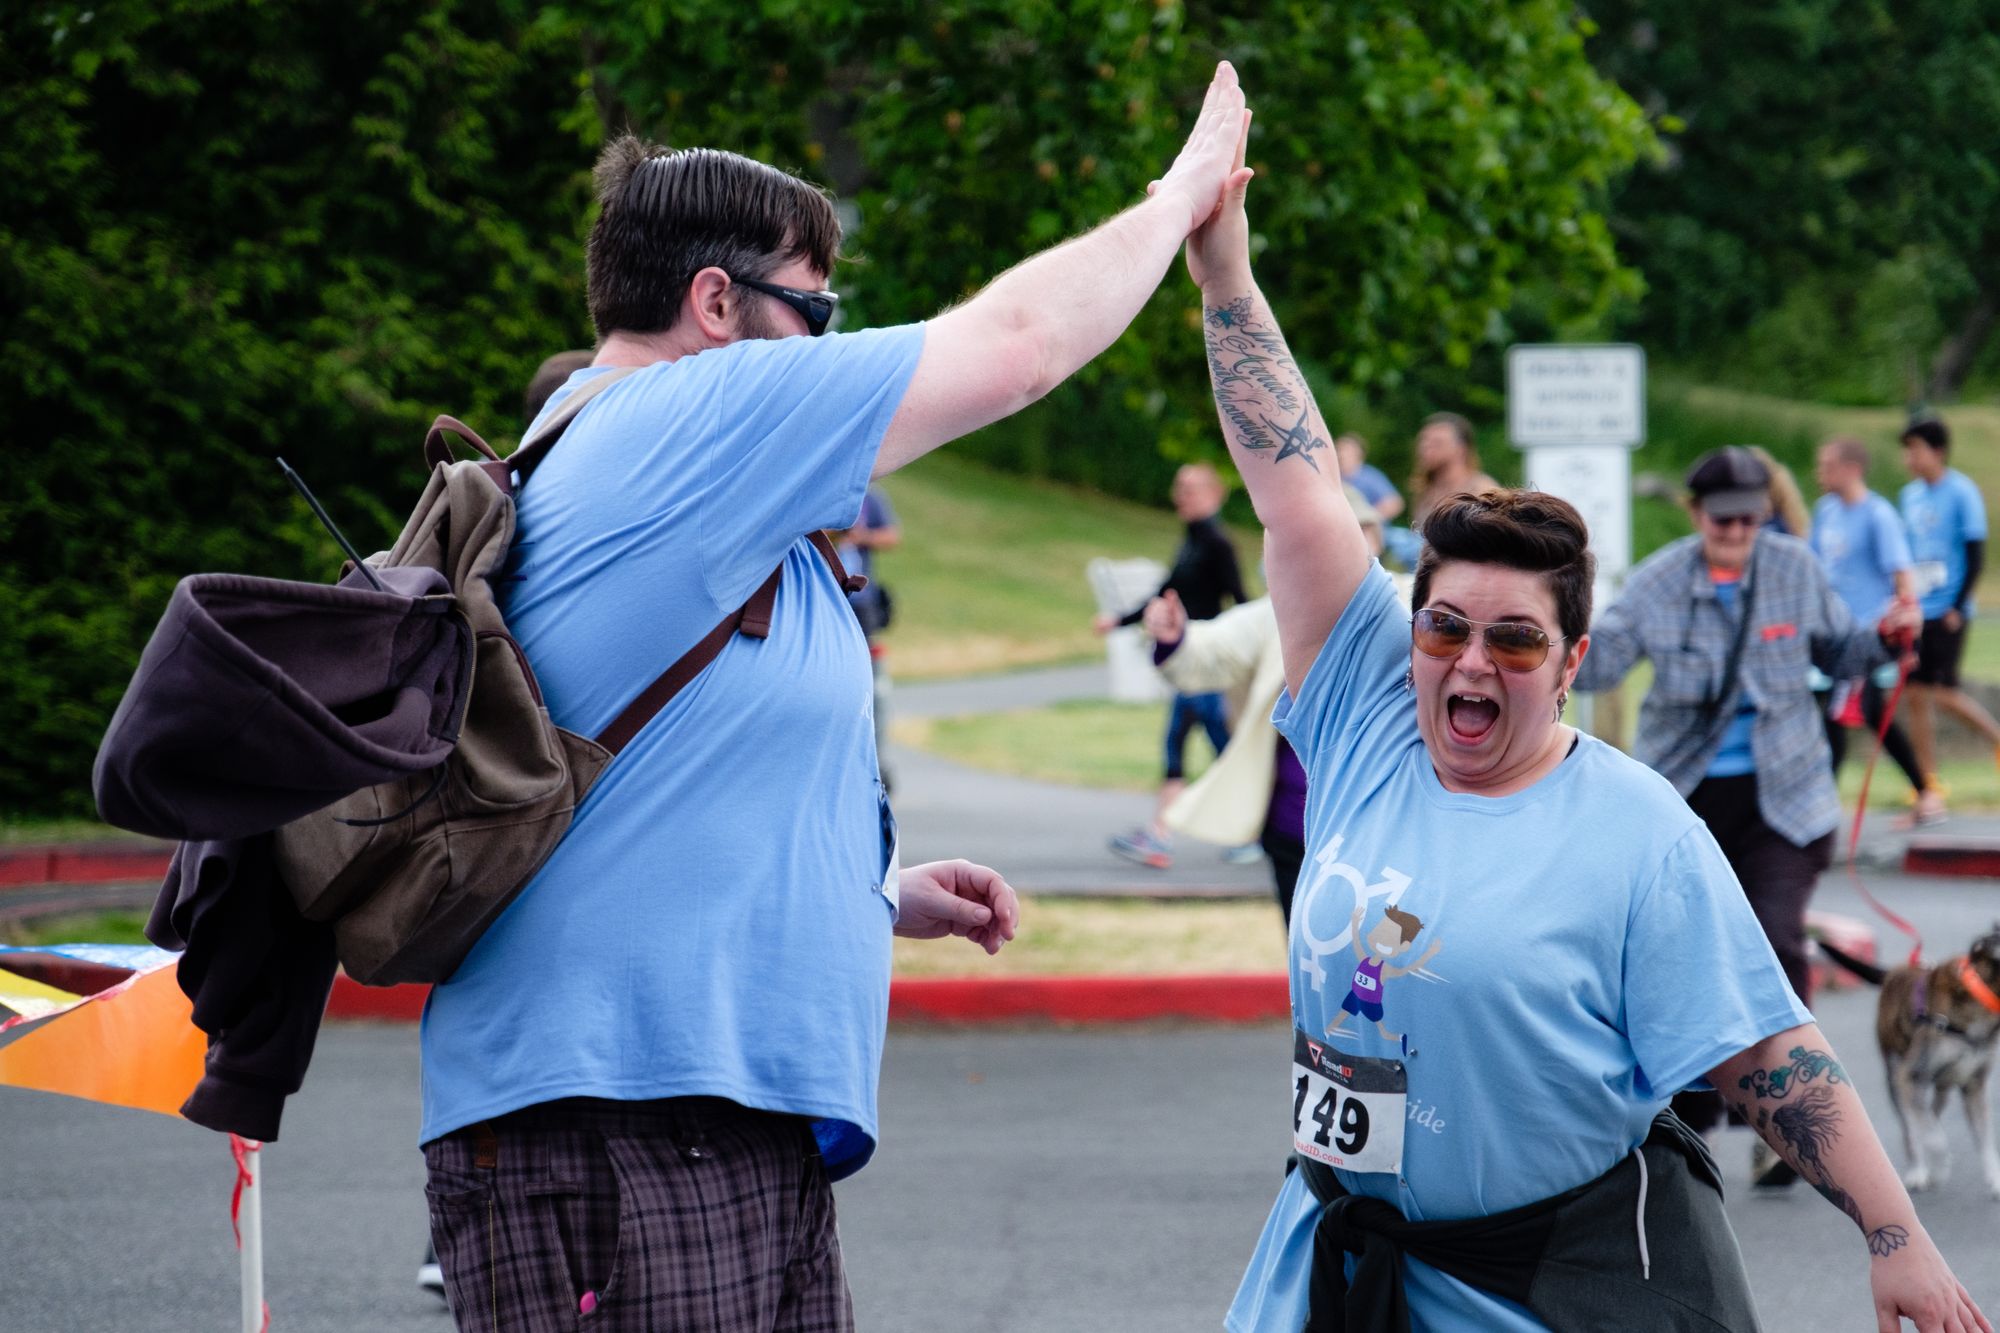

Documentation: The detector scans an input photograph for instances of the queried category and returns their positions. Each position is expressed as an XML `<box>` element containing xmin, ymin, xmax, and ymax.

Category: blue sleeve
<box><xmin>864</xmin><ymin>486</ymin><xmax>899</xmax><ymax>529</ymax></box>
<box><xmin>1272</xmin><ymin>564</ymin><xmax>1410</xmax><ymax>771</ymax></box>
<box><xmin>698</xmin><ymin>325</ymin><xmax>925</xmax><ymax>607</ymax></box>
<box><xmin>1351</xmin><ymin>466</ymin><xmax>1395</xmax><ymax>505</ymax></box>
<box><xmin>1621</xmin><ymin>827</ymin><xmax>1813</xmax><ymax>1099</ymax></box>
<box><xmin>1872</xmin><ymin>498</ymin><xmax>1913</xmax><ymax>571</ymax></box>
<box><xmin>1958</xmin><ymin>475</ymin><xmax>1988</xmax><ymax>542</ymax></box>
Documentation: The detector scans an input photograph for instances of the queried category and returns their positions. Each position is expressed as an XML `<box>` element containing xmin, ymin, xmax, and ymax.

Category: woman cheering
<box><xmin>1187</xmin><ymin>124</ymin><xmax>1988</xmax><ymax>1333</ymax></box>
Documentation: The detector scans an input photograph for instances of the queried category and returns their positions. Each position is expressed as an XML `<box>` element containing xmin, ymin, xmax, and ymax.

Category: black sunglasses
<box><xmin>1411</xmin><ymin>608</ymin><xmax>1565</xmax><ymax>672</ymax></box>
<box><xmin>732</xmin><ymin>277</ymin><xmax>839</xmax><ymax>336</ymax></box>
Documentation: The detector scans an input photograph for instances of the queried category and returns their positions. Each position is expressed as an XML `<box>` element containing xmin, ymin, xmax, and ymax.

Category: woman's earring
<box><xmin>1403</xmin><ymin>667</ymin><xmax>1415</xmax><ymax>692</ymax></box>
<box><xmin>1554</xmin><ymin>689</ymin><xmax>1569</xmax><ymax>723</ymax></box>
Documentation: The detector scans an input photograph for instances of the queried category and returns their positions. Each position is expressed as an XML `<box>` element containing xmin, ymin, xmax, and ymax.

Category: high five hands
<box><xmin>1149</xmin><ymin>63</ymin><xmax>1256</xmax><ymax>255</ymax></box>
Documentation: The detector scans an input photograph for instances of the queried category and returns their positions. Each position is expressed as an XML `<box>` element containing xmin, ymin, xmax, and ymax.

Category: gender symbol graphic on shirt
<box><xmin>1295</xmin><ymin>835</ymin><xmax>1409</xmax><ymax>991</ymax></box>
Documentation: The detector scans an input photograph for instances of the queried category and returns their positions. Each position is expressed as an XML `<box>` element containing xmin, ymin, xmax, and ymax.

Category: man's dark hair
<box><xmin>586</xmin><ymin>138</ymin><xmax>841</xmax><ymax>339</ymax></box>
<box><xmin>524</xmin><ymin>349</ymin><xmax>596</xmax><ymax>422</ymax></box>
<box><xmin>1411</xmin><ymin>490</ymin><xmax>1596</xmax><ymax>644</ymax></box>
<box><xmin>1901</xmin><ymin>417</ymin><xmax>1950</xmax><ymax>455</ymax></box>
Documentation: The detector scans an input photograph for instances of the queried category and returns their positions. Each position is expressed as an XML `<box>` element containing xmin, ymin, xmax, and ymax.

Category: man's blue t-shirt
<box><xmin>1900</xmin><ymin>468</ymin><xmax>1987</xmax><ymax>619</ymax></box>
<box><xmin>1812</xmin><ymin>490</ymin><xmax>1912</xmax><ymax>623</ymax></box>
<box><xmin>1225</xmin><ymin>566</ymin><xmax>1808</xmax><ymax>1333</ymax></box>
<box><xmin>419</xmin><ymin>326</ymin><xmax>925</xmax><ymax>1180</ymax></box>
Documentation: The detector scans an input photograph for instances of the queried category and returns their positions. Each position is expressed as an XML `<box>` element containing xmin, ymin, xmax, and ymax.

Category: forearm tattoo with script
<box><xmin>1202</xmin><ymin>297</ymin><xmax>1329</xmax><ymax>471</ymax></box>
<box><xmin>1728</xmin><ymin>1046</ymin><xmax>1909</xmax><ymax>1255</ymax></box>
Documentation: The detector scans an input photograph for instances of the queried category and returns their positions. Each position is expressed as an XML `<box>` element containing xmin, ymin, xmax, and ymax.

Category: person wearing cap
<box><xmin>1572</xmin><ymin>445</ymin><xmax>1920</xmax><ymax>1164</ymax></box>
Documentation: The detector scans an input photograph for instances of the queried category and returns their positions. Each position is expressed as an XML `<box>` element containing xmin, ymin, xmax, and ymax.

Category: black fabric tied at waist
<box><xmin>1299</xmin><ymin>1110</ymin><xmax>1756</xmax><ymax>1333</ymax></box>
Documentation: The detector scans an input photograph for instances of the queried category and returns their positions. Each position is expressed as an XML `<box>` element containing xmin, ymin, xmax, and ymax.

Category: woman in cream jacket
<box><xmin>1144</xmin><ymin>490</ymin><xmax>1407</xmax><ymax>921</ymax></box>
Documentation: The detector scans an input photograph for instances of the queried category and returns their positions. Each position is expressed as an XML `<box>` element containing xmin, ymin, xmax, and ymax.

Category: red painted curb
<box><xmin>325</xmin><ymin>973</ymin><xmax>1294</xmax><ymax>1026</ymax></box>
<box><xmin>0</xmin><ymin>843</ymin><xmax>172</xmax><ymax>888</ymax></box>
<box><xmin>1902</xmin><ymin>836</ymin><xmax>2000</xmax><ymax>879</ymax></box>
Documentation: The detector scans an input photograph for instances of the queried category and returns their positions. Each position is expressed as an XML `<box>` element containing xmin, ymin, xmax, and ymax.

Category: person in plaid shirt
<box><xmin>1572</xmin><ymin>447</ymin><xmax>1919</xmax><ymax>1160</ymax></box>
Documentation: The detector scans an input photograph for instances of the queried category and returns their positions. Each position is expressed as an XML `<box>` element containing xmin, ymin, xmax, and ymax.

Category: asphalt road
<box><xmin>5</xmin><ymin>867</ymin><xmax>1998</xmax><ymax>1332</ymax></box>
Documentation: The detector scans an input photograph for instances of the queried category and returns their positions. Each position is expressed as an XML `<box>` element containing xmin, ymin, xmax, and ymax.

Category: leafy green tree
<box><xmin>5</xmin><ymin>0</ymin><xmax>1648</xmax><ymax>815</ymax></box>
<box><xmin>2</xmin><ymin>0</ymin><xmax>594</xmax><ymax>816</ymax></box>
<box><xmin>572</xmin><ymin>0</ymin><xmax>1649</xmax><ymax>478</ymax></box>
<box><xmin>1586</xmin><ymin>0</ymin><xmax>2000</xmax><ymax>401</ymax></box>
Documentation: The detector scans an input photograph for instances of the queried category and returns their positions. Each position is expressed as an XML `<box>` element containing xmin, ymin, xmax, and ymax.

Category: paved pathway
<box><xmin>8</xmin><ymin>869</ymin><xmax>1999</xmax><ymax>1332</ymax></box>
<box><xmin>889</xmin><ymin>663</ymin><xmax>1274</xmax><ymax>896</ymax></box>
<box><xmin>888</xmin><ymin>662</ymin><xmax>2000</xmax><ymax>894</ymax></box>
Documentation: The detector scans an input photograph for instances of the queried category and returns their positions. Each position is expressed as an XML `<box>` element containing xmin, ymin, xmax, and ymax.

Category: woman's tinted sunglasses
<box><xmin>1411</xmin><ymin>608</ymin><xmax>1564</xmax><ymax>672</ymax></box>
<box><xmin>733</xmin><ymin>277</ymin><xmax>840</xmax><ymax>336</ymax></box>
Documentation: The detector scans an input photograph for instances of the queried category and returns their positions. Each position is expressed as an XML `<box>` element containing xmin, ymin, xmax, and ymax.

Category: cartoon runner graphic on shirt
<box><xmin>1326</xmin><ymin>903</ymin><xmax>1441</xmax><ymax>1041</ymax></box>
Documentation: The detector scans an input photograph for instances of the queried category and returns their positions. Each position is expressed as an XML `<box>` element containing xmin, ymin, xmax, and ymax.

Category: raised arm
<box><xmin>1710</xmin><ymin>1027</ymin><xmax>1989</xmax><ymax>1333</ymax></box>
<box><xmin>1185</xmin><ymin>126</ymin><xmax>1371</xmax><ymax>695</ymax></box>
<box><xmin>874</xmin><ymin>64</ymin><xmax>1251</xmax><ymax>477</ymax></box>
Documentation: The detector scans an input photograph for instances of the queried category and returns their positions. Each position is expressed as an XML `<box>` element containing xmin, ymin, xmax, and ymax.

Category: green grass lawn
<box><xmin>1</xmin><ymin>910</ymin><xmax>154</xmax><ymax>948</ymax></box>
<box><xmin>892</xmin><ymin>894</ymin><xmax>1286</xmax><ymax>977</ymax></box>
<box><xmin>891</xmin><ymin>698</ymin><xmax>1215</xmax><ymax>792</ymax></box>
<box><xmin>872</xmin><ymin>453</ymin><xmax>1260</xmax><ymax>679</ymax></box>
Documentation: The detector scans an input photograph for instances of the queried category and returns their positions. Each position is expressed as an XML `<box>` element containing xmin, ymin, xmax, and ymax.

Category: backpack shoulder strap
<box><xmin>807</xmin><ymin>528</ymin><xmax>867</xmax><ymax>592</ymax></box>
<box><xmin>595</xmin><ymin>563</ymin><xmax>783</xmax><ymax>754</ymax></box>
<box><xmin>593</xmin><ymin>532</ymin><xmax>867</xmax><ymax>755</ymax></box>
<box><xmin>507</xmin><ymin>364</ymin><xmax>644</xmax><ymax>487</ymax></box>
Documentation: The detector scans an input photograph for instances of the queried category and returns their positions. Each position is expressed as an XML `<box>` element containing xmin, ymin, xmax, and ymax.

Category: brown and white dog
<box><xmin>1819</xmin><ymin>923</ymin><xmax>2000</xmax><ymax>1198</ymax></box>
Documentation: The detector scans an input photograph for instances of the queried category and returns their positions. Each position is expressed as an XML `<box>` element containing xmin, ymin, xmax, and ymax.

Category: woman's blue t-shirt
<box><xmin>1226</xmin><ymin>565</ymin><xmax>1810</xmax><ymax>1332</ymax></box>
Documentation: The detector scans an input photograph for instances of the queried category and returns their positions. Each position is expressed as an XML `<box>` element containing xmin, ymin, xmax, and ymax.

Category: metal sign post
<box><xmin>1507</xmin><ymin>344</ymin><xmax>1647</xmax><ymax>740</ymax></box>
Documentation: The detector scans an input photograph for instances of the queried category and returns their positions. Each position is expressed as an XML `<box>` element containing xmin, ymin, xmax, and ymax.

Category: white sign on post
<box><xmin>1507</xmin><ymin>344</ymin><xmax>1645</xmax><ymax>447</ymax></box>
<box><xmin>1507</xmin><ymin>343</ymin><xmax>1646</xmax><ymax>584</ymax></box>
<box><xmin>1524</xmin><ymin>446</ymin><xmax>1632</xmax><ymax>581</ymax></box>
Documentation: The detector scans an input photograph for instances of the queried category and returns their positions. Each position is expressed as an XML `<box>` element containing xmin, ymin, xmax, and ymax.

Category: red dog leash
<box><xmin>1842</xmin><ymin>643</ymin><xmax>1925</xmax><ymax>968</ymax></box>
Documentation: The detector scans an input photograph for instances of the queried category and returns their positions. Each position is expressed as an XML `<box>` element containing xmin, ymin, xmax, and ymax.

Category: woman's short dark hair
<box><xmin>586</xmin><ymin>137</ymin><xmax>841</xmax><ymax>338</ymax></box>
<box><xmin>1410</xmin><ymin>490</ymin><xmax>1596</xmax><ymax>644</ymax></box>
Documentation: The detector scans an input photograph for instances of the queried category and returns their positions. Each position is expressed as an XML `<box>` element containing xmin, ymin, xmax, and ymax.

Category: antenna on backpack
<box><xmin>276</xmin><ymin>457</ymin><xmax>386</xmax><ymax>591</ymax></box>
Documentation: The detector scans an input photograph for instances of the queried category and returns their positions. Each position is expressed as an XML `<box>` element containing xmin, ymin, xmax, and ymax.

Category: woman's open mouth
<box><xmin>1446</xmin><ymin>693</ymin><xmax>1500</xmax><ymax>744</ymax></box>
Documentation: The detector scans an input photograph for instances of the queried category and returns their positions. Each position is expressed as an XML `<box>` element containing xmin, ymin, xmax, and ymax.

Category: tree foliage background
<box><xmin>1586</xmin><ymin>0</ymin><xmax>2000</xmax><ymax>405</ymax></box>
<box><xmin>4</xmin><ymin>0</ymin><xmax>1650</xmax><ymax>814</ymax></box>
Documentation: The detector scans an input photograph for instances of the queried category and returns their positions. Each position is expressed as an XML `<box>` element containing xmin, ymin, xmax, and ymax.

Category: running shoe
<box><xmin>418</xmin><ymin>1242</ymin><xmax>445</xmax><ymax>1300</ymax></box>
<box><xmin>1220</xmin><ymin>842</ymin><xmax>1266</xmax><ymax>865</ymax></box>
<box><xmin>1894</xmin><ymin>792</ymin><xmax>1950</xmax><ymax>830</ymax></box>
<box><xmin>1109</xmin><ymin>828</ymin><xmax>1172</xmax><ymax>870</ymax></box>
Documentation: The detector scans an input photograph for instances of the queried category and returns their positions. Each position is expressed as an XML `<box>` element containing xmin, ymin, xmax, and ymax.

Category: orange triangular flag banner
<box><xmin>0</xmin><ymin>964</ymin><xmax>204</xmax><ymax>1117</ymax></box>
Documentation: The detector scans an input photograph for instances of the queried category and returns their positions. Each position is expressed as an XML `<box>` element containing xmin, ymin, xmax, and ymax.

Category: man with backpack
<box><xmin>417</xmin><ymin>66</ymin><xmax>1253</xmax><ymax>1329</ymax></box>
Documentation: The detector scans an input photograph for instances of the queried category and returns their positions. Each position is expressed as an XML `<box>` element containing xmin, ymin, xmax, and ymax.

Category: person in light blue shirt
<box><xmin>1898</xmin><ymin>416</ymin><xmax>2000</xmax><ymax>794</ymax></box>
<box><xmin>419</xmin><ymin>66</ymin><xmax>1255</xmax><ymax>1328</ymax></box>
<box><xmin>1811</xmin><ymin>436</ymin><xmax>1932</xmax><ymax>820</ymax></box>
<box><xmin>1336</xmin><ymin>432</ymin><xmax>1404</xmax><ymax>523</ymax></box>
<box><xmin>1186</xmin><ymin>164</ymin><xmax>1983</xmax><ymax>1332</ymax></box>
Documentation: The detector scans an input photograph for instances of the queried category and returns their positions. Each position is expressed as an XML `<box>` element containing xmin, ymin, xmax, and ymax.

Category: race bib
<box><xmin>1291</xmin><ymin>1028</ymin><xmax>1406</xmax><ymax>1176</ymax></box>
<box><xmin>1912</xmin><ymin>561</ymin><xmax>1948</xmax><ymax>596</ymax></box>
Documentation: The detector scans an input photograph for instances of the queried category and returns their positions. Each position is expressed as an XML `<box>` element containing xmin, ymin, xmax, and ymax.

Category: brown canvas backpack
<box><xmin>272</xmin><ymin>368</ymin><xmax>860</xmax><ymax>984</ymax></box>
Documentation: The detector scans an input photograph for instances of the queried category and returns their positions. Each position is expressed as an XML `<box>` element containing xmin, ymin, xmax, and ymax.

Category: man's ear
<box><xmin>685</xmin><ymin>267</ymin><xmax>739</xmax><ymax>345</ymax></box>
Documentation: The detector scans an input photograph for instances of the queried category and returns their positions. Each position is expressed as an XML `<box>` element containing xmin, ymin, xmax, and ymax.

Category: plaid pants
<box><xmin>423</xmin><ymin>1097</ymin><xmax>853</xmax><ymax>1333</ymax></box>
